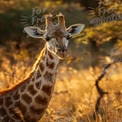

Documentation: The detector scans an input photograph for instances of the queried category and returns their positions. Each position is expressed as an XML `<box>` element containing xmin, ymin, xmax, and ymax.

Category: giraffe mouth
<box><xmin>48</xmin><ymin>47</ymin><xmax>69</xmax><ymax>59</ymax></box>
<box><xmin>56</xmin><ymin>51</ymin><xmax>69</xmax><ymax>59</ymax></box>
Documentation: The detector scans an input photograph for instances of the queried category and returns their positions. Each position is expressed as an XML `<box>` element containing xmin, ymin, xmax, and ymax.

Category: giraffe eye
<box><xmin>45</xmin><ymin>36</ymin><xmax>51</xmax><ymax>41</ymax></box>
<box><xmin>66</xmin><ymin>34</ymin><xmax>72</xmax><ymax>40</ymax></box>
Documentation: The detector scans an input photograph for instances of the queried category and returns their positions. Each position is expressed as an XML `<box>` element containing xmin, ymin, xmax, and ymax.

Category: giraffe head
<box><xmin>24</xmin><ymin>13</ymin><xmax>85</xmax><ymax>59</ymax></box>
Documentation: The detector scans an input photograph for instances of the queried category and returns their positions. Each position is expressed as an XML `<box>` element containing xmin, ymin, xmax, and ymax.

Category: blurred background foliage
<box><xmin>0</xmin><ymin>0</ymin><xmax>122</xmax><ymax>69</ymax></box>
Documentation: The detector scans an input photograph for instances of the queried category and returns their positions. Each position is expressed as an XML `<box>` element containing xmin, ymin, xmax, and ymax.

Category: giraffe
<box><xmin>0</xmin><ymin>13</ymin><xmax>85</xmax><ymax>122</ymax></box>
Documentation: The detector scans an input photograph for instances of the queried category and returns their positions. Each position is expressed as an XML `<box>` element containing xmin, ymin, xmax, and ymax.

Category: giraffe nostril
<box><xmin>58</xmin><ymin>48</ymin><xmax>67</xmax><ymax>52</ymax></box>
<box><xmin>58</xmin><ymin>48</ymin><xmax>61</xmax><ymax>52</ymax></box>
<box><xmin>62</xmin><ymin>47</ymin><xmax>67</xmax><ymax>52</ymax></box>
<box><xmin>57</xmin><ymin>46</ymin><xmax>67</xmax><ymax>52</ymax></box>
<box><xmin>62</xmin><ymin>49</ymin><xmax>65</xmax><ymax>52</ymax></box>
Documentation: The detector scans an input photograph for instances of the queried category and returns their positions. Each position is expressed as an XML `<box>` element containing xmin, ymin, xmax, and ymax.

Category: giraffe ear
<box><xmin>24</xmin><ymin>26</ymin><xmax>45</xmax><ymax>38</ymax></box>
<box><xmin>67</xmin><ymin>24</ymin><xmax>85</xmax><ymax>36</ymax></box>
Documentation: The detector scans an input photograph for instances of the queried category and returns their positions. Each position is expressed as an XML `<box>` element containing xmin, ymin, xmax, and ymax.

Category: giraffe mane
<box><xmin>0</xmin><ymin>71</ymin><xmax>33</xmax><ymax>95</ymax></box>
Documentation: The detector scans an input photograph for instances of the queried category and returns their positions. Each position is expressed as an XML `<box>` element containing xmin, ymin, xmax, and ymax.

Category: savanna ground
<box><xmin>0</xmin><ymin>0</ymin><xmax>122</xmax><ymax>122</ymax></box>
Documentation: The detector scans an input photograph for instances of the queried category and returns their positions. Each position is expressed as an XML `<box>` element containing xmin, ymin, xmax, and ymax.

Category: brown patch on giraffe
<box><xmin>15</xmin><ymin>101</ymin><xmax>19</xmax><ymax>107</ymax></box>
<box><xmin>30</xmin><ymin>105</ymin><xmax>45</xmax><ymax>115</ymax></box>
<box><xmin>2</xmin><ymin>116</ymin><xmax>13</xmax><ymax>122</ymax></box>
<box><xmin>13</xmin><ymin>91</ymin><xmax>19</xmax><ymax>100</ymax></box>
<box><xmin>5</xmin><ymin>97</ymin><xmax>13</xmax><ymax>107</ymax></box>
<box><xmin>46</xmin><ymin>58</ymin><xmax>55</xmax><ymax>69</ymax></box>
<box><xmin>36</xmin><ymin>71</ymin><xmax>42</xmax><ymax>79</ymax></box>
<box><xmin>21</xmin><ymin>94</ymin><xmax>32</xmax><ymax>104</ymax></box>
<box><xmin>42</xmin><ymin>85</ymin><xmax>52</xmax><ymax>96</ymax></box>
<box><xmin>35</xmin><ymin>95</ymin><xmax>48</xmax><ymax>105</ymax></box>
<box><xmin>44</xmin><ymin>71</ymin><xmax>53</xmax><ymax>82</ymax></box>
<box><xmin>39</xmin><ymin>63</ymin><xmax>44</xmax><ymax>72</ymax></box>
<box><xmin>20</xmin><ymin>83</ymin><xmax>27</xmax><ymax>93</ymax></box>
<box><xmin>0</xmin><ymin>97</ymin><xmax>3</xmax><ymax>105</ymax></box>
<box><xmin>0</xmin><ymin>107</ymin><xmax>7</xmax><ymax>116</ymax></box>
<box><xmin>27</xmin><ymin>85</ymin><xmax>37</xmax><ymax>95</ymax></box>
<box><xmin>35</xmin><ymin>81</ymin><xmax>42</xmax><ymax>89</ymax></box>
<box><xmin>48</xmin><ymin>51</ymin><xmax>54</xmax><ymax>59</ymax></box>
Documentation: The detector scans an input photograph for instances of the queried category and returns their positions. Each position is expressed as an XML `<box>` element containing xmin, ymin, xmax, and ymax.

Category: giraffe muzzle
<box><xmin>57</xmin><ymin>48</ymin><xmax>69</xmax><ymax>59</ymax></box>
<box><xmin>58</xmin><ymin>47</ymin><xmax>67</xmax><ymax>52</ymax></box>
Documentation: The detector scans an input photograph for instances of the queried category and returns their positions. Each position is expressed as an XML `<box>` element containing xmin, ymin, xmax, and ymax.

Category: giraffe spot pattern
<box><xmin>46</xmin><ymin>59</ymin><xmax>55</xmax><ymax>69</ymax></box>
<box><xmin>27</xmin><ymin>85</ymin><xmax>37</xmax><ymax>95</ymax></box>
<box><xmin>44</xmin><ymin>71</ymin><xmax>53</xmax><ymax>82</ymax></box>
<box><xmin>5</xmin><ymin>97</ymin><xmax>13</xmax><ymax>107</ymax></box>
<box><xmin>35</xmin><ymin>95</ymin><xmax>48</xmax><ymax>105</ymax></box>
<box><xmin>39</xmin><ymin>63</ymin><xmax>44</xmax><ymax>72</ymax></box>
<box><xmin>0</xmin><ymin>97</ymin><xmax>3</xmax><ymax>105</ymax></box>
<box><xmin>21</xmin><ymin>94</ymin><xmax>32</xmax><ymax>104</ymax></box>
<box><xmin>48</xmin><ymin>51</ymin><xmax>54</xmax><ymax>59</ymax></box>
<box><xmin>13</xmin><ymin>91</ymin><xmax>19</xmax><ymax>100</ymax></box>
<box><xmin>36</xmin><ymin>71</ymin><xmax>42</xmax><ymax>79</ymax></box>
<box><xmin>35</xmin><ymin>81</ymin><xmax>42</xmax><ymax>89</ymax></box>
<box><xmin>2</xmin><ymin>116</ymin><xmax>14</xmax><ymax>122</ymax></box>
<box><xmin>20</xmin><ymin>83</ymin><xmax>27</xmax><ymax>92</ymax></box>
<box><xmin>0</xmin><ymin>107</ymin><xmax>7</xmax><ymax>116</ymax></box>
<box><xmin>41</xmin><ymin>85</ymin><xmax>52</xmax><ymax>96</ymax></box>
<box><xmin>15</xmin><ymin>101</ymin><xmax>19</xmax><ymax>107</ymax></box>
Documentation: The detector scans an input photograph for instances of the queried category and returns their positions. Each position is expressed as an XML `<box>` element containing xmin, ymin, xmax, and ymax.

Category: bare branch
<box><xmin>93</xmin><ymin>59</ymin><xmax>122</xmax><ymax>119</ymax></box>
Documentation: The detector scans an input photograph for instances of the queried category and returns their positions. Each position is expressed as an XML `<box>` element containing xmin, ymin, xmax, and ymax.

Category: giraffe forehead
<box><xmin>48</xmin><ymin>27</ymin><xmax>67</xmax><ymax>38</ymax></box>
<box><xmin>54</xmin><ymin>29</ymin><xmax>64</xmax><ymax>36</ymax></box>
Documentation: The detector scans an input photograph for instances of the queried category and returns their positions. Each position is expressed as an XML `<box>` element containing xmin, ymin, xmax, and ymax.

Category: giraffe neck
<box><xmin>0</xmin><ymin>45</ymin><xmax>60</xmax><ymax>122</ymax></box>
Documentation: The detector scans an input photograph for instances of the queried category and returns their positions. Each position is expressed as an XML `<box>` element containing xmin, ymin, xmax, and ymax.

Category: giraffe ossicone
<box><xmin>0</xmin><ymin>13</ymin><xmax>85</xmax><ymax>122</ymax></box>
